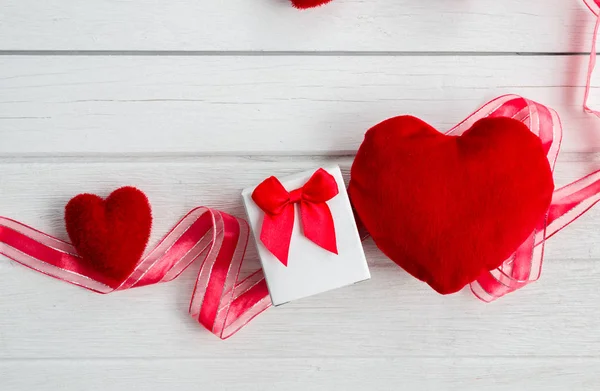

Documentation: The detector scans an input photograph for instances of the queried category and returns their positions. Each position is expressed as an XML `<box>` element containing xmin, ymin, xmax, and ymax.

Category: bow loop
<box><xmin>301</xmin><ymin>168</ymin><xmax>340</xmax><ymax>203</ymax></box>
<box><xmin>252</xmin><ymin>176</ymin><xmax>291</xmax><ymax>215</ymax></box>
<box><xmin>252</xmin><ymin>169</ymin><xmax>339</xmax><ymax>266</ymax></box>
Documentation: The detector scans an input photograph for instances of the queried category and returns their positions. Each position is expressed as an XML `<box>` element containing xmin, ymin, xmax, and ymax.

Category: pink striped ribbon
<box><xmin>584</xmin><ymin>0</ymin><xmax>600</xmax><ymax>116</ymax></box>
<box><xmin>2</xmin><ymin>95</ymin><xmax>600</xmax><ymax>338</ymax></box>
<box><xmin>462</xmin><ymin>95</ymin><xmax>600</xmax><ymax>301</ymax></box>
<box><xmin>471</xmin><ymin>2</ymin><xmax>600</xmax><ymax>299</ymax></box>
<box><xmin>0</xmin><ymin>207</ymin><xmax>271</xmax><ymax>339</ymax></box>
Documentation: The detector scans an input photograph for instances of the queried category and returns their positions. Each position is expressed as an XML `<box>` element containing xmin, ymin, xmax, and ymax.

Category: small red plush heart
<box><xmin>291</xmin><ymin>0</ymin><xmax>333</xmax><ymax>9</ymax></box>
<box><xmin>349</xmin><ymin>116</ymin><xmax>554</xmax><ymax>294</ymax></box>
<box><xmin>65</xmin><ymin>187</ymin><xmax>152</xmax><ymax>288</ymax></box>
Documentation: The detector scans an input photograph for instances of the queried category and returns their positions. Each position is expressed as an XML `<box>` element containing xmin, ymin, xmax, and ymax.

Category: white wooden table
<box><xmin>1</xmin><ymin>1</ymin><xmax>600</xmax><ymax>390</ymax></box>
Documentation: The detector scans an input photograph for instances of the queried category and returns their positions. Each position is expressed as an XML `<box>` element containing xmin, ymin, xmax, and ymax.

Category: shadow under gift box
<box><xmin>242</xmin><ymin>165</ymin><xmax>371</xmax><ymax>306</ymax></box>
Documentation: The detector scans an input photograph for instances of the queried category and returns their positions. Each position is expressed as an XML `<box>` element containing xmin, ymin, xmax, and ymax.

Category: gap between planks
<box><xmin>1</xmin><ymin>356</ymin><xmax>600</xmax><ymax>363</ymax></box>
<box><xmin>0</xmin><ymin>51</ymin><xmax>592</xmax><ymax>57</ymax></box>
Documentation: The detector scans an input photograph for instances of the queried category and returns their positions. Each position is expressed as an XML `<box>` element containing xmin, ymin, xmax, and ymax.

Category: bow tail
<box><xmin>260</xmin><ymin>204</ymin><xmax>295</xmax><ymax>266</ymax></box>
<box><xmin>300</xmin><ymin>201</ymin><xmax>338</xmax><ymax>255</ymax></box>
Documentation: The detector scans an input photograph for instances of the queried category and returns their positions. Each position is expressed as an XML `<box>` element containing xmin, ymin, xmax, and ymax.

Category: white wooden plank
<box><xmin>0</xmin><ymin>0</ymin><xmax>595</xmax><ymax>52</ymax></box>
<box><xmin>1</xmin><ymin>158</ymin><xmax>599</xmax><ymax>359</ymax></box>
<box><xmin>2</xmin><ymin>55</ymin><xmax>600</xmax><ymax>155</ymax></box>
<box><xmin>2</xmin><ymin>247</ymin><xmax>599</xmax><ymax>359</ymax></box>
<box><xmin>1</xmin><ymin>155</ymin><xmax>599</xmax><ymax>258</ymax></box>
<box><xmin>2</xmin><ymin>358</ymin><xmax>598</xmax><ymax>391</ymax></box>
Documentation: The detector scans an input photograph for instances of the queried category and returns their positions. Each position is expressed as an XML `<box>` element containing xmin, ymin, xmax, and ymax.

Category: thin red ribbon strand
<box><xmin>584</xmin><ymin>0</ymin><xmax>600</xmax><ymax>116</ymax></box>
<box><xmin>252</xmin><ymin>168</ymin><xmax>339</xmax><ymax>266</ymax></box>
<box><xmin>0</xmin><ymin>208</ymin><xmax>271</xmax><ymax>339</ymax></box>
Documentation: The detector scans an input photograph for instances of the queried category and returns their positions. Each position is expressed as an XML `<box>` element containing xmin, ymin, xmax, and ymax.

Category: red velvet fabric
<box><xmin>65</xmin><ymin>186</ymin><xmax>152</xmax><ymax>287</ymax></box>
<box><xmin>348</xmin><ymin>116</ymin><xmax>554</xmax><ymax>294</ymax></box>
<box><xmin>291</xmin><ymin>0</ymin><xmax>332</xmax><ymax>9</ymax></box>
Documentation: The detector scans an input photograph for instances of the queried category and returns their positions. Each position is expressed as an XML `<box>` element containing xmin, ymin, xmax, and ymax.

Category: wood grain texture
<box><xmin>2</xmin><ymin>55</ymin><xmax>600</xmax><ymax>155</ymax></box>
<box><xmin>3</xmin><ymin>1</ymin><xmax>600</xmax><ymax>389</ymax></box>
<box><xmin>0</xmin><ymin>0</ymin><xmax>596</xmax><ymax>52</ymax></box>
<box><xmin>2</xmin><ymin>358</ymin><xmax>599</xmax><ymax>391</ymax></box>
<box><xmin>0</xmin><ymin>158</ymin><xmax>599</xmax><ymax>366</ymax></box>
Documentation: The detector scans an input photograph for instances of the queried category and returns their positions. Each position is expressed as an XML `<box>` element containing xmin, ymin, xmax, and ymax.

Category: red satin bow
<box><xmin>252</xmin><ymin>168</ymin><xmax>339</xmax><ymax>266</ymax></box>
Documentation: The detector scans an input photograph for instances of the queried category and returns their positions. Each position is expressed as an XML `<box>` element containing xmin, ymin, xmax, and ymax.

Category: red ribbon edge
<box><xmin>0</xmin><ymin>207</ymin><xmax>271</xmax><ymax>340</ymax></box>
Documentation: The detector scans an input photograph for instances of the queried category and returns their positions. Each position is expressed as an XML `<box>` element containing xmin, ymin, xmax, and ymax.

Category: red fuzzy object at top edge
<box><xmin>291</xmin><ymin>0</ymin><xmax>333</xmax><ymax>9</ymax></box>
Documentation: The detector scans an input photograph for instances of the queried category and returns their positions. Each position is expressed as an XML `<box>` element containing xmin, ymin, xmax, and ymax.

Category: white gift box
<box><xmin>241</xmin><ymin>165</ymin><xmax>371</xmax><ymax>306</ymax></box>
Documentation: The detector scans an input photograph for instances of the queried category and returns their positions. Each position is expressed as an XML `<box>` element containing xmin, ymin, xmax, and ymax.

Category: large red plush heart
<box><xmin>65</xmin><ymin>187</ymin><xmax>152</xmax><ymax>288</ymax></box>
<box><xmin>348</xmin><ymin>116</ymin><xmax>554</xmax><ymax>294</ymax></box>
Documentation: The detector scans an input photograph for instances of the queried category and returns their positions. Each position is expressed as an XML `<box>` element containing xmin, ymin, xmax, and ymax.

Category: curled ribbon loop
<box><xmin>458</xmin><ymin>95</ymin><xmax>600</xmax><ymax>301</ymax></box>
<box><xmin>0</xmin><ymin>208</ymin><xmax>271</xmax><ymax>339</ymax></box>
<box><xmin>252</xmin><ymin>168</ymin><xmax>339</xmax><ymax>266</ymax></box>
